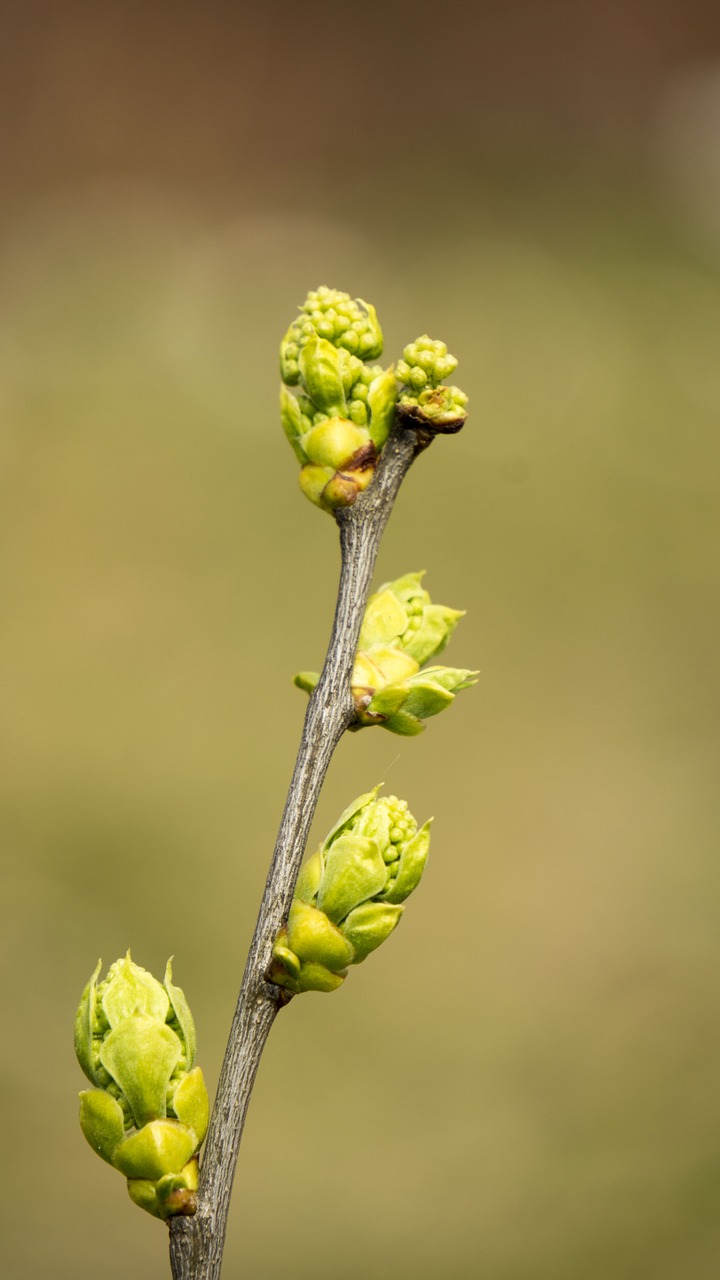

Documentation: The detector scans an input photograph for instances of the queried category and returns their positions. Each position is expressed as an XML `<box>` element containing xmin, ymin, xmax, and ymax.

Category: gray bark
<box><xmin>168</xmin><ymin>422</ymin><xmax>419</xmax><ymax>1279</ymax></box>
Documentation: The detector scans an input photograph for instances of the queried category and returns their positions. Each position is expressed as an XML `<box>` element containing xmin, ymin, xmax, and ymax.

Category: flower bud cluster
<box><xmin>280</xmin><ymin>286</ymin><xmax>384</xmax><ymax>383</ymax></box>
<box><xmin>280</xmin><ymin>287</ymin><xmax>397</xmax><ymax>512</ymax></box>
<box><xmin>395</xmin><ymin>336</ymin><xmax>458</xmax><ymax>390</ymax></box>
<box><xmin>269</xmin><ymin>787</ymin><xmax>431</xmax><ymax>994</ymax></box>
<box><xmin>396</xmin><ymin>335</ymin><xmax>468</xmax><ymax>434</ymax></box>
<box><xmin>295</xmin><ymin>572</ymin><xmax>478</xmax><ymax>735</ymax></box>
<box><xmin>292</xmin><ymin>356</ymin><xmax>390</xmax><ymax>433</ymax></box>
<box><xmin>74</xmin><ymin>954</ymin><xmax>209</xmax><ymax>1219</ymax></box>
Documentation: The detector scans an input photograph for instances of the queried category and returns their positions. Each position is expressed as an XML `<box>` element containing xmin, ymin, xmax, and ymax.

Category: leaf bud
<box><xmin>295</xmin><ymin>571</ymin><xmax>477</xmax><ymax>734</ymax></box>
<box><xmin>74</xmin><ymin>954</ymin><xmax>208</xmax><ymax>1220</ymax></box>
<box><xmin>269</xmin><ymin>788</ymin><xmax>431</xmax><ymax>995</ymax></box>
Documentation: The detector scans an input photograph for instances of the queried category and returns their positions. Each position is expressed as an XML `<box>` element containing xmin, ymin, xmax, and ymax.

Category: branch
<box><xmin>168</xmin><ymin>420</ymin><xmax>419</xmax><ymax>1280</ymax></box>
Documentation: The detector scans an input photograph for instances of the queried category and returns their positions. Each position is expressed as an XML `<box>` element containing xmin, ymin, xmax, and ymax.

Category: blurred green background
<box><xmin>2</xmin><ymin>2</ymin><xmax>720</xmax><ymax>1277</ymax></box>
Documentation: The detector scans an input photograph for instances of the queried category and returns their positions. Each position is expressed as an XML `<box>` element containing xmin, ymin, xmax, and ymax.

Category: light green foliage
<box><xmin>280</xmin><ymin>286</ymin><xmax>384</xmax><ymax>383</ymax></box>
<box><xmin>269</xmin><ymin>788</ymin><xmax>431</xmax><ymax>994</ymax></box>
<box><xmin>279</xmin><ymin>292</ymin><xmax>470</xmax><ymax>509</ymax></box>
<box><xmin>295</xmin><ymin>571</ymin><xmax>478</xmax><ymax>734</ymax></box>
<box><xmin>74</xmin><ymin>290</ymin><xmax>473</xmax><ymax>1230</ymax></box>
<box><xmin>74</xmin><ymin>954</ymin><xmax>209</xmax><ymax>1219</ymax></box>
<box><xmin>279</xmin><ymin>286</ymin><xmax>397</xmax><ymax>512</ymax></box>
<box><xmin>396</xmin><ymin>335</ymin><xmax>468</xmax><ymax>431</ymax></box>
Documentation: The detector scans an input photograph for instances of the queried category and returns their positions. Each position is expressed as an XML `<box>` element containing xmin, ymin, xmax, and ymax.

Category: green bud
<box><xmin>399</xmin><ymin>336</ymin><xmax>457</xmax><ymax>386</ymax></box>
<box><xmin>418</xmin><ymin>665</ymin><xmax>478</xmax><ymax>694</ymax></box>
<box><xmin>323</xmin><ymin>784</ymin><xmax>382</xmax><ymax>843</ymax></box>
<box><xmin>74</xmin><ymin>954</ymin><xmax>208</xmax><ymax>1220</ymax></box>
<box><xmin>287</xmin><ymin>900</ymin><xmax>355</xmax><ymax>971</ymax></box>
<box><xmin>341</xmin><ymin>902</ymin><xmax>404</xmax><ymax>963</ymax></box>
<box><xmin>390</xmin><ymin>678</ymin><xmax>454</xmax><ymax>720</ymax></box>
<box><xmin>280</xmin><ymin>288</ymin><xmax>384</xmax><ymax>382</ymax></box>
<box><xmin>348</xmin><ymin>398</ymin><xmax>368</xmax><ymax>426</ymax></box>
<box><xmin>356</xmin><ymin>587</ymin><xmax>408</xmax><ymax>650</ymax></box>
<box><xmin>126</xmin><ymin>1177</ymin><xmax>164</xmax><ymax>1217</ymax></box>
<box><xmin>404</xmin><ymin>604</ymin><xmax>465</xmax><ymax>666</ymax></box>
<box><xmin>396</xmin><ymin>335</ymin><xmax>468</xmax><ymax>437</ymax></box>
<box><xmin>289</xmin><ymin>960</ymin><xmax>347</xmax><ymax>994</ymax></box>
<box><xmin>280</xmin><ymin>386</ymin><xmax>309</xmax><ymax>463</ymax></box>
<box><xmin>79</xmin><ymin>1089</ymin><xmax>125</xmax><ymax>1166</ymax></box>
<box><xmin>381</xmin><ymin>822</ymin><xmax>431</xmax><ymax>903</ymax></box>
<box><xmin>127</xmin><ymin>1158</ymin><xmax>199</xmax><ymax>1220</ymax></box>
<box><xmin>357</xmin><ymin>572</ymin><xmax>463</xmax><ymax>664</ymax></box>
<box><xmin>299</xmin><ymin>459</ymin><xmax>375</xmax><ymax>512</ymax></box>
<box><xmin>295</xmin><ymin>571</ymin><xmax>477</xmax><ymax>734</ymax></box>
<box><xmin>353</xmin><ymin>645</ymin><xmax>419</xmax><ymax>689</ymax></box>
<box><xmin>269</xmin><ymin>789</ymin><xmax>431</xmax><ymax>995</ymax></box>
<box><xmin>295</xmin><ymin>849</ymin><xmax>324</xmax><ymax>903</ymax></box>
<box><xmin>294</xmin><ymin>670</ymin><xmax>320</xmax><ymax>696</ymax></box>
<box><xmin>99</xmin><ymin>1014</ymin><xmax>181</xmax><ymax>1128</ymax></box>
<box><xmin>302</xmin><ymin>417</ymin><xmax>370</xmax><ymax>470</ymax></box>
<box><xmin>113</xmin><ymin>1118</ymin><xmax>197</xmax><ymax>1180</ymax></box>
<box><xmin>296</xmin><ymin>464</ymin><xmax>333</xmax><ymax>510</ymax></box>
<box><xmin>298</xmin><ymin>336</ymin><xmax>348</xmax><ymax>417</ymax></box>
<box><xmin>364</xmin><ymin>708</ymin><xmax>426</xmax><ymax>736</ymax></box>
<box><xmin>359</xmin><ymin>682</ymin><xmax>409</xmax><ymax>717</ymax></box>
<box><xmin>280</xmin><ymin>287</ymin><xmax>397</xmax><ymax>512</ymax></box>
<box><xmin>316</xmin><ymin>834</ymin><xmax>387</xmax><ymax>923</ymax></box>
<box><xmin>366</xmin><ymin>366</ymin><xmax>397</xmax><ymax>451</ymax></box>
<box><xmin>172</xmin><ymin>1067</ymin><xmax>209</xmax><ymax>1140</ymax></box>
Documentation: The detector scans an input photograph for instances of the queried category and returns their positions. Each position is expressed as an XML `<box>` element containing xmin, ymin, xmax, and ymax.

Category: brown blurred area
<box><xmin>0</xmin><ymin>0</ymin><xmax>718</xmax><ymax>191</ymax></box>
<box><xmin>2</xmin><ymin>3</ymin><xmax>720</xmax><ymax>1278</ymax></box>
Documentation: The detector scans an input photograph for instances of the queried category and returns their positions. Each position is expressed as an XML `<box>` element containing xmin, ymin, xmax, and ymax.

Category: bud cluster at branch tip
<box><xmin>295</xmin><ymin>571</ymin><xmax>478</xmax><ymax>734</ymax></box>
<box><xmin>280</xmin><ymin>286</ymin><xmax>396</xmax><ymax>512</ymax></box>
<box><xmin>395</xmin><ymin>335</ymin><xmax>468</xmax><ymax>443</ymax></box>
<box><xmin>280</xmin><ymin>291</ymin><xmax>469</xmax><ymax>509</ymax></box>
<box><xmin>74</xmin><ymin>954</ymin><xmax>209</xmax><ymax>1220</ymax></box>
<box><xmin>269</xmin><ymin>787</ymin><xmax>431</xmax><ymax>994</ymax></box>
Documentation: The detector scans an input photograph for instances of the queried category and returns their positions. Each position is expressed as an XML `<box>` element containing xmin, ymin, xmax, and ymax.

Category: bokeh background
<box><xmin>3</xmin><ymin>2</ymin><xmax>720</xmax><ymax>1277</ymax></box>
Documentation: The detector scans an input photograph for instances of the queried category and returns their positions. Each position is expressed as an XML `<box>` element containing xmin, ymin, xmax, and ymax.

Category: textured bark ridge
<box><xmin>168</xmin><ymin>420</ymin><xmax>419</xmax><ymax>1280</ymax></box>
